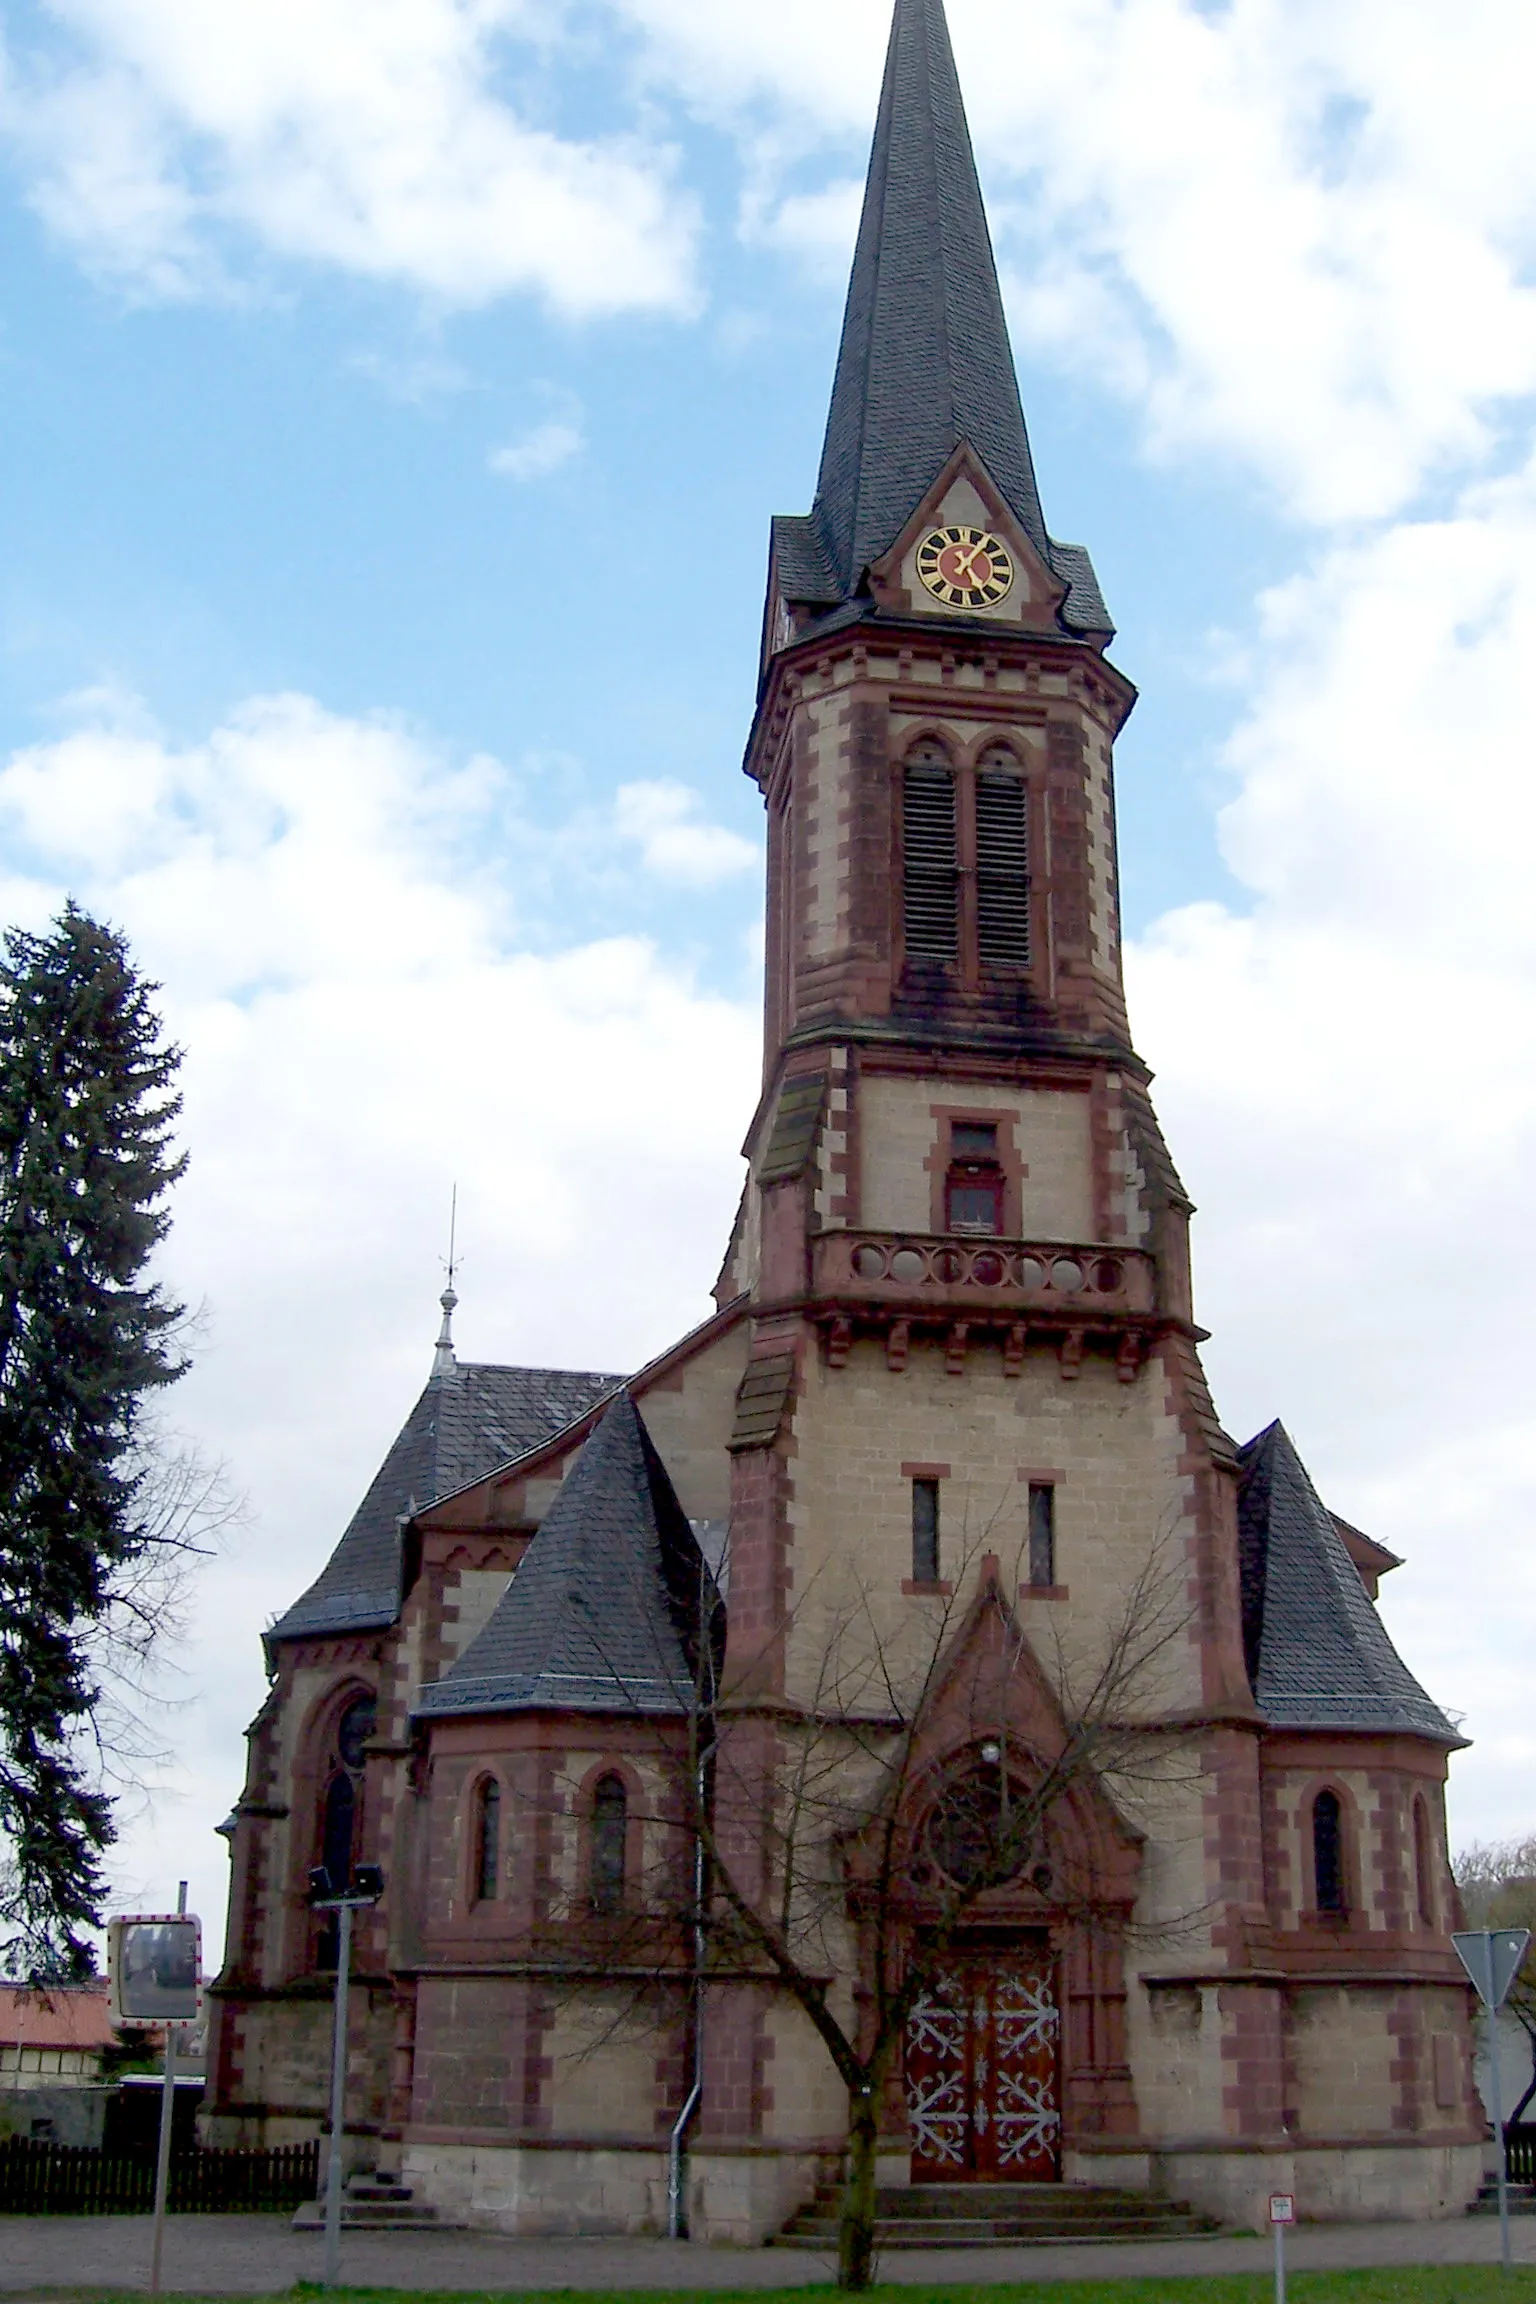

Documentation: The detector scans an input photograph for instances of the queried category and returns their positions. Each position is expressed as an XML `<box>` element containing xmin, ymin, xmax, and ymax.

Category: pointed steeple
<box><xmin>813</xmin><ymin>0</ymin><xmax>1049</xmax><ymax>596</ymax></box>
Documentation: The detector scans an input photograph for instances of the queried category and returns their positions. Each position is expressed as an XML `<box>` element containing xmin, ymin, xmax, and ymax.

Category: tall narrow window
<box><xmin>476</xmin><ymin>1779</ymin><xmax>502</xmax><ymax>1905</ymax></box>
<box><xmin>945</xmin><ymin>1118</ymin><xmax>1003</xmax><ymax>1234</ymax></box>
<box><xmin>1413</xmin><ymin>1797</ymin><xmax>1436</xmax><ymax>1928</ymax></box>
<box><xmin>1028</xmin><ymin>1484</ymin><xmax>1056</xmax><ymax>1590</ymax></box>
<box><xmin>975</xmin><ymin>749</ymin><xmax>1030</xmax><ymax>971</ymax></box>
<box><xmin>1313</xmin><ymin>1789</ymin><xmax>1346</xmax><ymax>1915</ymax></box>
<box><xmin>321</xmin><ymin>1771</ymin><xmax>356</xmax><ymax>1899</ymax></box>
<box><xmin>902</xmin><ymin>744</ymin><xmax>959</xmax><ymax>965</ymax></box>
<box><xmin>912</xmin><ymin>1479</ymin><xmax>941</xmax><ymax>1585</ymax></box>
<box><xmin>590</xmin><ymin>1774</ymin><xmax>628</xmax><ymax>1917</ymax></box>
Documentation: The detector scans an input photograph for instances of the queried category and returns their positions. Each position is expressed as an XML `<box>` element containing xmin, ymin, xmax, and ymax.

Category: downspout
<box><xmin>668</xmin><ymin>1552</ymin><xmax>720</xmax><ymax>2247</ymax></box>
<box><xmin>667</xmin><ymin>1785</ymin><xmax>708</xmax><ymax>2241</ymax></box>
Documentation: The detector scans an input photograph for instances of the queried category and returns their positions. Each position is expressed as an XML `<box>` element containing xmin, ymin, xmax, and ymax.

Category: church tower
<box><xmin>206</xmin><ymin>0</ymin><xmax>1479</xmax><ymax>2245</ymax></box>
<box><xmin>719</xmin><ymin>0</ymin><xmax>1241</xmax><ymax>1707</ymax></box>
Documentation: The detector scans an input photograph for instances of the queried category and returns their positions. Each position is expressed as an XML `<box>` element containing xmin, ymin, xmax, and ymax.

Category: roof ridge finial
<box><xmin>434</xmin><ymin>1184</ymin><xmax>461</xmax><ymax>1377</ymax></box>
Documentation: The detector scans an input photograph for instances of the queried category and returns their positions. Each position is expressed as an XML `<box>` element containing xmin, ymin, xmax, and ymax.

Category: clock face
<box><xmin>916</xmin><ymin>525</ymin><xmax>1016</xmax><ymax>610</ymax></box>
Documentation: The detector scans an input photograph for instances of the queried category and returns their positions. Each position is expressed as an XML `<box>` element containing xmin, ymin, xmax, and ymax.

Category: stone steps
<box><xmin>1470</xmin><ymin>2181</ymin><xmax>1536</xmax><ymax>2217</ymax></box>
<box><xmin>775</xmin><ymin>2179</ymin><xmax>1220</xmax><ymax>2249</ymax></box>
<box><xmin>291</xmin><ymin>2173</ymin><xmax>445</xmax><ymax>2232</ymax></box>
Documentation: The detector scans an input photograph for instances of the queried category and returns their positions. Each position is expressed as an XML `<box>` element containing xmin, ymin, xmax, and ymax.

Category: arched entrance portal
<box><xmin>906</xmin><ymin>1946</ymin><xmax>1061</xmax><ymax>2180</ymax></box>
<box><xmin>895</xmin><ymin>1742</ymin><xmax>1142</xmax><ymax>2182</ymax></box>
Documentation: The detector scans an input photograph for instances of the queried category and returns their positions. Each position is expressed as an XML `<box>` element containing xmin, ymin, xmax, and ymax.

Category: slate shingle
<box><xmin>270</xmin><ymin>1360</ymin><xmax>623</xmax><ymax>1644</ymax></box>
<box><xmin>416</xmin><ymin>1393</ymin><xmax>723</xmax><ymax>1720</ymax></box>
<box><xmin>805</xmin><ymin>0</ymin><xmax>1111</xmax><ymax>637</ymax></box>
<box><xmin>1237</xmin><ymin>1421</ymin><xmax>1460</xmax><ymax>1742</ymax></box>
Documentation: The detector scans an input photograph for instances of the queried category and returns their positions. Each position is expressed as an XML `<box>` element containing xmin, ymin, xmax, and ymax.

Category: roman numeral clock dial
<box><xmin>916</xmin><ymin>525</ymin><xmax>1016</xmax><ymax>610</ymax></box>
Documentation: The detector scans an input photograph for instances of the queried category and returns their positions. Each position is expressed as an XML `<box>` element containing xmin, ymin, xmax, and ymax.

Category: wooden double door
<box><xmin>904</xmin><ymin>1952</ymin><xmax>1061</xmax><ymax>2182</ymax></box>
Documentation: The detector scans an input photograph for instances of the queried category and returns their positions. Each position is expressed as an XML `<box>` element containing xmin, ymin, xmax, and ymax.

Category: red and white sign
<box><xmin>1269</xmin><ymin>2193</ymin><xmax>1296</xmax><ymax>2226</ymax></box>
<box><xmin>107</xmin><ymin>1914</ymin><xmax>202</xmax><ymax>2029</ymax></box>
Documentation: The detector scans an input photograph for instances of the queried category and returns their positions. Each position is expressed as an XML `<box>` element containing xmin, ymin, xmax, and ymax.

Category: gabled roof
<box><xmin>798</xmin><ymin>0</ymin><xmax>1109</xmax><ymax>636</ymax></box>
<box><xmin>0</xmin><ymin>1982</ymin><xmax>117</xmax><ymax>2053</ymax></box>
<box><xmin>1237</xmin><ymin>1422</ymin><xmax>1460</xmax><ymax>1743</ymax></box>
<box><xmin>416</xmin><ymin>1393</ymin><xmax>722</xmax><ymax>1720</ymax></box>
<box><xmin>269</xmin><ymin>1358</ymin><xmax>622</xmax><ymax>1645</ymax></box>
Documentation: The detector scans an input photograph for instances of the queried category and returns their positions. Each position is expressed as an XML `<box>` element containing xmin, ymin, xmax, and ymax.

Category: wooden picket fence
<box><xmin>0</xmin><ymin>2135</ymin><xmax>320</xmax><ymax>2215</ymax></box>
<box><xmin>1506</xmin><ymin>2123</ymin><xmax>1536</xmax><ymax>2185</ymax></box>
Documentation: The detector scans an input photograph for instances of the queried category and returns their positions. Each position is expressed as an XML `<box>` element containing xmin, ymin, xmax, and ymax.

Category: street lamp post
<box><xmin>307</xmin><ymin>1862</ymin><xmax>385</xmax><ymax>2292</ymax></box>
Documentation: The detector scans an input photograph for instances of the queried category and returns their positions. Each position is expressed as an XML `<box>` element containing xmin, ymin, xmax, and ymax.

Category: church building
<box><xmin>205</xmin><ymin>0</ymin><xmax>1482</xmax><ymax>2240</ymax></box>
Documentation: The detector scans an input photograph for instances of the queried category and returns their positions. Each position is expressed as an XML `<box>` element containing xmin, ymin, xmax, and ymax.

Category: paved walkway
<box><xmin>1</xmin><ymin>2212</ymin><xmax>1533</xmax><ymax>2296</ymax></box>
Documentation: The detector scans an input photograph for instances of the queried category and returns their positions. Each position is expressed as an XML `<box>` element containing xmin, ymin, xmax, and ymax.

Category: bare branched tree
<box><xmin>1456</xmin><ymin>1836</ymin><xmax>1536</xmax><ymax>2124</ymax></box>
<box><xmin>505</xmin><ymin>1504</ymin><xmax>1207</xmax><ymax>2289</ymax></box>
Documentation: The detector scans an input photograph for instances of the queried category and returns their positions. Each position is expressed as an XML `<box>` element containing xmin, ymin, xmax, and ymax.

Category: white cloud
<box><xmin>617</xmin><ymin>0</ymin><xmax>1536</xmax><ymax>525</ymax></box>
<box><xmin>613</xmin><ymin>777</ymin><xmax>760</xmax><ymax>885</ymax></box>
<box><xmin>0</xmin><ymin>692</ymin><xmax>760</xmax><ymax>1939</ymax></box>
<box><xmin>1125</xmin><ymin>451</ymin><xmax>1536</xmax><ymax>1839</ymax></box>
<box><xmin>489</xmin><ymin>414</ymin><xmax>585</xmax><ymax>482</ymax></box>
<box><xmin>2</xmin><ymin>0</ymin><xmax>701</xmax><ymax>314</ymax></box>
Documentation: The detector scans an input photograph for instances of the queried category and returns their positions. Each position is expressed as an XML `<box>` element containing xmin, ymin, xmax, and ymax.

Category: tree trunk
<box><xmin>838</xmin><ymin>2085</ymin><xmax>881</xmax><ymax>2291</ymax></box>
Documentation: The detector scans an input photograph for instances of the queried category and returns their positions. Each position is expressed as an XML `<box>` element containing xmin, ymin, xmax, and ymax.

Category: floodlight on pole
<box><xmin>308</xmin><ymin>1865</ymin><xmax>386</xmax><ymax>2292</ymax></box>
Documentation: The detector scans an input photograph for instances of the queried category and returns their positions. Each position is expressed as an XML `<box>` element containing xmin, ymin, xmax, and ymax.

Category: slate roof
<box><xmin>270</xmin><ymin>1357</ymin><xmax>622</xmax><ymax>1644</ymax></box>
<box><xmin>416</xmin><ymin>1393</ymin><xmax>723</xmax><ymax>1720</ymax></box>
<box><xmin>797</xmin><ymin>0</ymin><xmax>1110</xmax><ymax>637</ymax></box>
<box><xmin>1237</xmin><ymin>1422</ymin><xmax>1460</xmax><ymax>1742</ymax></box>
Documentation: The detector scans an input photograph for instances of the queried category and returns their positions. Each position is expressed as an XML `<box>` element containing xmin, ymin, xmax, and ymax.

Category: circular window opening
<box><xmin>926</xmin><ymin>1776</ymin><xmax>1032</xmax><ymax>1890</ymax></box>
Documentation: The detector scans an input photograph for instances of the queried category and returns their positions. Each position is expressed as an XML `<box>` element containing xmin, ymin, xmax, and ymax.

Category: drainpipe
<box><xmin>667</xmin><ymin>1753</ymin><xmax>709</xmax><ymax>2241</ymax></box>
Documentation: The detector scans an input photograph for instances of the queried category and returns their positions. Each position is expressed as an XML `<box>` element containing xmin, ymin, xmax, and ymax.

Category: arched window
<box><xmin>313</xmin><ymin>1691</ymin><xmax>375</xmax><ymax>1969</ymax></box>
<box><xmin>1312</xmin><ymin>1789</ymin><xmax>1346</xmax><ymax>1915</ymax></box>
<box><xmin>902</xmin><ymin>742</ymin><xmax>958</xmax><ymax>966</ymax></box>
<box><xmin>974</xmin><ymin>745</ymin><xmax>1030</xmax><ymax>971</ymax></box>
<box><xmin>475</xmin><ymin>1779</ymin><xmax>502</xmax><ymax>1905</ymax></box>
<box><xmin>589</xmin><ymin>1774</ymin><xmax>629</xmax><ymax>1917</ymax></box>
<box><xmin>1413</xmin><ymin>1796</ymin><xmax>1436</xmax><ymax>1928</ymax></box>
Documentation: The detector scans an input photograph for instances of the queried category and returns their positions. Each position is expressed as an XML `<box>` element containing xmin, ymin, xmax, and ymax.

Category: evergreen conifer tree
<box><xmin>0</xmin><ymin>904</ymin><xmax>186</xmax><ymax>1975</ymax></box>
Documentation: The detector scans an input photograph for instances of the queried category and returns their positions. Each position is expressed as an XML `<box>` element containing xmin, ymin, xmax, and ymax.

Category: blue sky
<box><xmin>3</xmin><ymin>0</ymin><xmax>1536</xmax><ymax>1938</ymax></box>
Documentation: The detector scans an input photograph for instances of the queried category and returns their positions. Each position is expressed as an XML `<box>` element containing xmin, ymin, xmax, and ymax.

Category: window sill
<box><xmin>1021</xmin><ymin>1583</ymin><xmax>1070</xmax><ymax>1601</ymax></box>
<box><xmin>902</xmin><ymin>1579</ymin><xmax>955</xmax><ymax>1598</ymax></box>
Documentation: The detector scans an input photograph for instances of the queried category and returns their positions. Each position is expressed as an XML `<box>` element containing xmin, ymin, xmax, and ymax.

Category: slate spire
<box><xmin>814</xmin><ymin>0</ymin><xmax>1049</xmax><ymax>594</ymax></box>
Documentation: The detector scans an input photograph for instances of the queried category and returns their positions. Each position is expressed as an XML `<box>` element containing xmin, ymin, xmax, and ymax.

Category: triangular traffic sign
<box><xmin>1453</xmin><ymin>1929</ymin><xmax>1531</xmax><ymax>2010</ymax></box>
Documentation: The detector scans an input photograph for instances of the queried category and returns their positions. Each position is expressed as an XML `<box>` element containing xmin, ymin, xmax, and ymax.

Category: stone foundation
<box><xmin>1070</xmin><ymin>2141</ymin><xmax>1485</xmax><ymax>2227</ymax></box>
<box><xmin>402</xmin><ymin>2142</ymin><xmax>832</xmax><ymax>2242</ymax></box>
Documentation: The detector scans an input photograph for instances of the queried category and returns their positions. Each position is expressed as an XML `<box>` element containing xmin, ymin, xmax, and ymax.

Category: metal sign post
<box><xmin>323</xmin><ymin>1899</ymin><xmax>354</xmax><ymax>2290</ymax></box>
<box><xmin>308</xmin><ymin>1863</ymin><xmax>385</xmax><ymax>2292</ymax></box>
<box><xmin>1453</xmin><ymin>1928</ymin><xmax>1532</xmax><ymax>2272</ymax></box>
<box><xmin>1269</xmin><ymin>2190</ymin><xmax>1295</xmax><ymax>2304</ymax></box>
<box><xmin>107</xmin><ymin>1886</ymin><xmax>201</xmax><ymax>2301</ymax></box>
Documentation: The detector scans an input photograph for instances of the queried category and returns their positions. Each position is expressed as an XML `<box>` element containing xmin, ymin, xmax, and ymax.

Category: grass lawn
<box><xmin>19</xmin><ymin>2276</ymin><xmax>1536</xmax><ymax>2304</ymax></box>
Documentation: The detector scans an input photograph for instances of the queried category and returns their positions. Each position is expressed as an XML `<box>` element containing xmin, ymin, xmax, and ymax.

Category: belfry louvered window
<box><xmin>902</xmin><ymin>743</ymin><xmax>959</xmax><ymax>964</ymax></box>
<box><xmin>975</xmin><ymin>746</ymin><xmax>1030</xmax><ymax>970</ymax></box>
